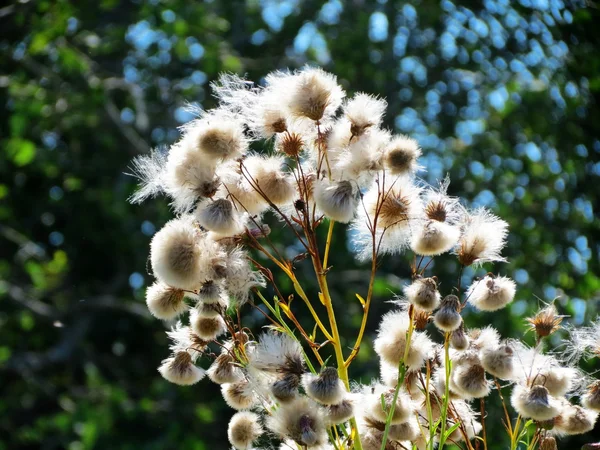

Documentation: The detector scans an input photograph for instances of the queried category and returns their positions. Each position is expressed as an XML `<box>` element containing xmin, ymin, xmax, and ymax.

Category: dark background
<box><xmin>1</xmin><ymin>0</ymin><xmax>599</xmax><ymax>449</ymax></box>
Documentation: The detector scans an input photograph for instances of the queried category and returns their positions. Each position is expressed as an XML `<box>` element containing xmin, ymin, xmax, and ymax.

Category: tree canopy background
<box><xmin>1</xmin><ymin>0</ymin><xmax>599</xmax><ymax>449</ymax></box>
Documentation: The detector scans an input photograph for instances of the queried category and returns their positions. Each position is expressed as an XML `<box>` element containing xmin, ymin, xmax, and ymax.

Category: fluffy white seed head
<box><xmin>285</xmin><ymin>67</ymin><xmax>345</xmax><ymax>122</ymax></box>
<box><xmin>228</xmin><ymin>411</ymin><xmax>263</xmax><ymax>450</ymax></box>
<box><xmin>469</xmin><ymin>326</ymin><xmax>500</xmax><ymax>351</ymax></box>
<box><xmin>182</xmin><ymin>109</ymin><xmax>248</xmax><ymax>162</ymax></box>
<box><xmin>457</xmin><ymin>208</ymin><xmax>509</xmax><ymax>266</ymax></box>
<box><xmin>450</xmin><ymin>362</ymin><xmax>491</xmax><ymax>399</ymax></box>
<box><xmin>582</xmin><ymin>381</ymin><xmax>600</xmax><ymax>411</ymax></box>
<box><xmin>222</xmin><ymin>380</ymin><xmax>257</xmax><ymax>410</ymax></box>
<box><xmin>467</xmin><ymin>275</ymin><xmax>516</xmax><ymax>312</ymax></box>
<box><xmin>145</xmin><ymin>282</ymin><xmax>188</xmax><ymax>320</ymax></box>
<box><xmin>531</xmin><ymin>366</ymin><xmax>578</xmax><ymax>397</ymax></box>
<box><xmin>331</xmin><ymin>128</ymin><xmax>389</xmax><ymax>185</ymax></box>
<box><xmin>374</xmin><ymin>311</ymin><xmax>434</xmax><ymax>371</ymax></box>
<box><xmin>190</xmin><ymin>310</ymin><xmax>226</xmax><ymax>341</ymax></box>
<box><xmin>433</xmin><ymin>295</ymin><xmax>462</xmax><ymax>332</ymax></box>
<box><xmin>566</xmin><ymin>319</ymin><xmax>600</xmax><ymax>362</ymax></box>
<box><xmin>481</xmin><ymin>344</ymin><xmax>514</xmax><ymax>379</ymax></box>
<box><xmin>511</xmin><ymin>384</ymin><xmax>561</xmax><ymax>421</ymax></box>
<box><xmin>223</xmin><ymin>248</ymin><xmax>265</xmax><ymax>305</ymax></box>
<box><xmin>242</xmin><ymin>155</ymin><xmax>295</xmax><ymax>206</ymax></box>
<box><xmin>150</xmin><ymin>217</ymin><xmax>205</xmax><ymax>290</ymax></box>
<box><xmin>383</xmin><ymin>136</ymin><xmax>421</xmax><ymax>175</ymax></box>
<box><xmin>364</xmin><ymin>384</ymin><xmax>414</xmax><ymax>424</ymax></box>
<box><xmin>271</xmin><ymin>373</ymin><xmax>301</xmax><ymax>403</ymax></box>
<box><xmin>313</xmin><ymin>179</ymin><xmax>358</xmax><ymax>223</ymax></box>
<box><xmin>248</xmin><ymin>332</ymin><xmax>305</xmax><ymax>375</ymax></box>
<box><xmin>267</xmin><ymin>397</ymin><xmax>327</xmax><ymax>447</ymax></box>
<box><xmin>301</xmin><ymin>367</ymin><xmax>346</xmax><ymax>406</ymax></box>
<box><xmin>344</xmin><ymin>92</ymin><xmax>386</xmax><ymax>136</ymax></box>
<box><xmin>324</xmin><ymin>398</ymin><xmax>354</xmax><ymax>425</ymax></box>
<box><xmin>404</xmin><ymin>277</ymin><xmax>441</xmax><ymax>311</ymax></box>
<box><xmin>410</xmin><ymin>219</ymin><xmax>461</xmax><ymax>256</ymax></box>
<box><xmin>196</xmin><ymin>198</ymin><xmax>245</xmax><ymax>236</ymax></box>
<box><xmin>207</xmin><ymin>353</ymin><xmax>244</xmax><ymax>384</ymax></box>
<box><xmin>553</xmin><ymin>403</ymin><xmax>598</xmax><ymax>436</ymax></box>
<box><xmin>163</xmin><ymin>141</ymin><xmax>219</xmax><ymax>213</ymax></box>
<box><xmin>388</xmin><ymin>416</ymin><xmax>419</xmax><ymax>442</ymax></box>
<box><xmin>451</xmin><ymin>326</ymin><xmax>470</xmax><ymax>351</ymax></box>
<box><xmin>158</xmin><ymin>351</ymin><xmax>205</xmax><ymax>386</ymax></box>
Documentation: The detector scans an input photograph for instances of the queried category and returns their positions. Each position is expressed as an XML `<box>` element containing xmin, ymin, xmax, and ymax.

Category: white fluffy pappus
<box><xmin>207</xmin><ymin>353</ymin><xmax>244</xmax><ymax>385</ymax></box>
<box><xmin>301</xmin><ymin>367</ymin><xmax>347</xmax><ymax>406</ymax></box>
<box><xmin>374</xmin><ymin>310</ymin><xmax>435</xmax><ymax>371</ymax></box>
<box><xmin>433</xmin><ymin>295</ymin><xmax>462</xmax><ymax>332</ymax></box>
<box><xmin>446</xmin><ymin>400</ymin><xmax>482</xmax><ymax>443</ymax></box>
<box><xmin>222</xmin><ymin>380</ymin><xmax>258</xmax><ymax>410</ymax></box>
<box><xmin>344</xmin><ymin>92</ymin><xmax>387</xmax><ymax>136</ymax></box>
<box><xmin>248</xmin><ymin>332</ymin><xmax>305</xmax><ymax>375</ymax></box>
<box><xmin>450</xmin><ymin>362</ymin><xmax>491</xmax><ymax>399</ymax></box>
<box><xmin>284</xmin><ymin>66</ymin><xmax>345</xmax><ymax>122</ymax></box>
<box><xmin>456</xmin><ymin>208</ymin><xmax>509</xmax><ymax>266</ymax></box>
<box><xmin>510</xmin><ymin>384</ymin><xmax>562</xmax><ymax>421</ymax></box>
<box><xmin>313</xmin><ymin>179</ymin><xmax>358</xmax><ymax>223</ymax></box>
<box><xmin>466</xmin><ymin>275</ymin><xmax>516</xmax><ymax>312</ymax></box>
<box><xmin>410</xmin><ymin>219</ymin><xmax>460</xmax><ymax>256</ymax></box>
<box><xmin>190</xmin><ymin>308</ymin><xmax>227</xmax><ymax>341</ymax></box>
<box><xmin>469</xmin><ymin>326</ymin><xmax>501</xmax><ymax>351</ymax></box>
<box><xmin>218</xmin><ymin>162</ymin><xmax>269</xmax><ymax>216</ymax></box>
<box><xmin>222</xmin><ymin>247</ymin><xmax>265</xmax><ymax>305</ymax></box>
<box><xmin>145</xmin><ymin>282</ymin><xmax>188</xmax><ymax>320</ymax></box>
<box><xmin>363</xmin><ymin>383</ymin><xmax>414</xmax><ymax>424</ymax></box>
<box><xmin>553</xmin><ymin>403</ymin><xmax>599</xmax><ymax>436</ymax></box>
<box><xmin>196</xmin><ymin>197</ymin><xmax>246</xmax><ymax>236</ymax></box>
<box><xmin>158</xmin><ymin>351</ymin><xmax>205</xmax><ymax>386</ymax></box>
<box><xmin>150</xmin><ymin>217</ymin><xmax>206</xmax><ymax>290</ymax></box>
<box><xmin>566</xmin><ymin>319</ymin><xmax>600</xmax><ymax>362</ymax></box>
<box><xmin>267</xmin><ymin>396</ymin><xmax>328</xmax><ymax>447</ymax></box>
<box><xmin>228</xmin><ymin>411</ymin><xmax>264</xmax><ymax>450</ymax></box>
<box><xmin>351</xmin><ymin>174</ymin><xmax>424</xmax><ymax>260</ymax></box>
<box><xmin>324</xmin><ymin>398</ymin><xmax>354</xmax><ymax>425</ymax></box>
<box><xmin>163</xmin><ymin>140</ymin><xmax>219</xmax><ymax>213</ymax></box>
<box><xmin>582</xmin><ymin>381</ymin><xmax>600</xmax><ymax>411</ymax></box>
<box><xmin>383</xmin><ymin>135</ymin><xmax>422</xmax><ymax>175</ymax></box>
<box><xmin>404</xmin><ymin>277</ymin><xmax>441</xmax><ymax>311</ymax></box>
<box><xmin>180</xmin><ymin>108</ymin><xmax>249</xmax><ymax>162</ymax></box>
<box><xmin>241</xmin><ymin>155</ymin><xmax>295</xmax><ymax>206</ymax></box>
<box><xmin>480</xmin><ymin>343</ymin><xmax>514</xmax><ymax>380</ymax></box>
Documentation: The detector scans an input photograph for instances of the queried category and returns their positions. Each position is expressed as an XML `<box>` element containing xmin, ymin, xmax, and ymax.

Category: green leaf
<box><xmin>6</xmin><ymin>138</ymin><xmax>36</xmax><ymax>166</ymax></box>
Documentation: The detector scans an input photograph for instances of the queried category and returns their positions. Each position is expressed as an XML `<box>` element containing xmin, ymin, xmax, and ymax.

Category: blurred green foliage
<box><xmin>0</xmin><ymin>0</ymin><xmax>598</xmax><ymax>449</ymax></box>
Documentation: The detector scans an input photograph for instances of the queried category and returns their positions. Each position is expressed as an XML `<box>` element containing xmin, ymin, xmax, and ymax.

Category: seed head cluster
<box><xmin>129</xmin><ymin>67</ymin><xmax>599</xmax><ymax>449</ymax></box>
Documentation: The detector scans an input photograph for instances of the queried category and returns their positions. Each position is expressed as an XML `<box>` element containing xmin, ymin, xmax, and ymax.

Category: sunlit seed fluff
<box><xmin>271</xmin><ymin>373</ymin><xmax>301</xmax><ymax>403</ymax></box>
<box><xmin>150</xmin><ymin>217</ymin><xmax>204</xmax><ymax>290</ymax></box>
<box><xmin>313</xmin><ymin>179</ymin><xmax>358</xmax><ymax>223</ymax></box>
<box><xmin>190</xmin><ymin>310</ymin><xmax>226</xmax><ymax>341</ymax></box>
<box><xmin>158</xmin><ymin>351</ymin><xmax>205</xmax><ymax>386</ymax></box>
<box><xmin>365</xmin><ymin>386</ymin><xmax>413</xmax><ymax>424</ymax></box>
<box><xmin>196</xmin><ymin>280</ymin><xmax>223</xmax><ymax>304</ymax></box>
<box><xmin>287</xmin><ymin>67</ymin><xmax>345</xmax><ymax>121</ymax></box>
<box><xmin>531</xmin><ymin>366</ymin><xmax>577</xmax><ymax>397</ymax></box>
<box><xmin>447</xmin><ymin>400</ymin><xmax>482</xmax><ymax>442</ymax></box>
<box><xmin>325</xmin><ymin>398</ymin><xmax>354</xmax><ymax>425</ymax></box>
<box><xmin>185</xmin><ymin>110</ymin><xmax>248</xmax><ymax>161</ymax></box>
<box><xmin>388</xmin><ymin>416</ymin><xmax>419</xmax><ymax>442</ymax></box>
<box><xmin>145</xmin><ymin>282</ymin><xmax>188</xmax><ymax>320</ymax></box>
<box><xmin>481</xmin><ymin>344</ymin><xmax>514</xmax><ymax>379</ymax></box>
<box><xmin>467</xmin><ymin>275</ymin><xmax>516</xmax><ymax>312</ymax></box>
<box><xmin>344</xmin><ymin>92</ymin><xmax>387</xmax><ymax>137</ymax></box>
<box><xmin>553</xmin><ymin>403</ymin><xmax>598</xmax><ymax>436</ymax></box>
<box><xmin>511</xmin><ymin>385</ymin><xmax>561</xmax><ymax>421</ymax></box>
<box><xmin>228</xmin><ymin>411</ymin><xmax>263</xmax><ymax>450</ymax></box>
<box><xmin>451</xmin><ymin>325</ymin><xmax>470</xmax><ymax>351</ymax></box>
<box><xmin>248</xmin><ymin>332</ymin><xmax>305</xmax><ymax>375</ymax></box>
<box><xmin>196</xmin><ymin>198</ymin><xmax>244</xmax><ymax>236</ymax></box>
<box><xmin>582</xmin><ymin>381</ymin><xmax>600</xmax><ymax>411</ymax></box>
<box><xmin>410</xmin><ymin>219</ymin><xmax>461</xmax><ymax>256</ymax></box>
<box><xmin>374</xmin><ymin>311</ymin><xmax>435</xmax><ymax>371</ymax></box>
<box><xmin>433</xmin><ymin>295</ymin><xmax>462</xmax><ymax>332</ymax></box>
<box><xmin>242</xmin><ymin>155</ymin><xmax>295</xmax><ymax>206</ymax></box>
<box><xmin>383</xmin><ymin>135</ymin><xmax>422</xmax><ymax>175</ymax></box>
<box><xmin>469</xmin><ymin>326</ymin><xmax>501</xmax><ymax>351</ymax></box>
<box><xmin>266</xmin><ymin>397</ymin><xmax>327</xmax><ymax>447</ymax></box>
<box><xmin>302</xmin><ymin>367</ymin><xmax>346</xmax><ymax>405</ymax></box>
<box><xmin>223</xmin><ymin>248</ymin><xmax>265</xmax><ymax>305</ymax></box>
<box><xmin>195</xmin><ymin>294</ymin><xmax>228</xmax><ymax>318</ymax></box>
<box><xmin>457</xmin><ymin>208</ymin><xmax>509</xmax><ymax>266</ymax></box>
<box><xmin>404</xmin><ymin>277</ymin><xmax>441</xmax><ymax>311</ymax></box>
<box><xmin>222</xmin><ymin>380</ymin><xmax>257</xmax><ymax>410</ymax></box>
<box><xmin>207</xmin><ymin>353</ymin><xmax>244</xmax><ymax>384</ymax></box>
<box><xmin>451</xmin><ymin>363</ymin><xmax>490</xmax><ymax>398</ymax></box>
